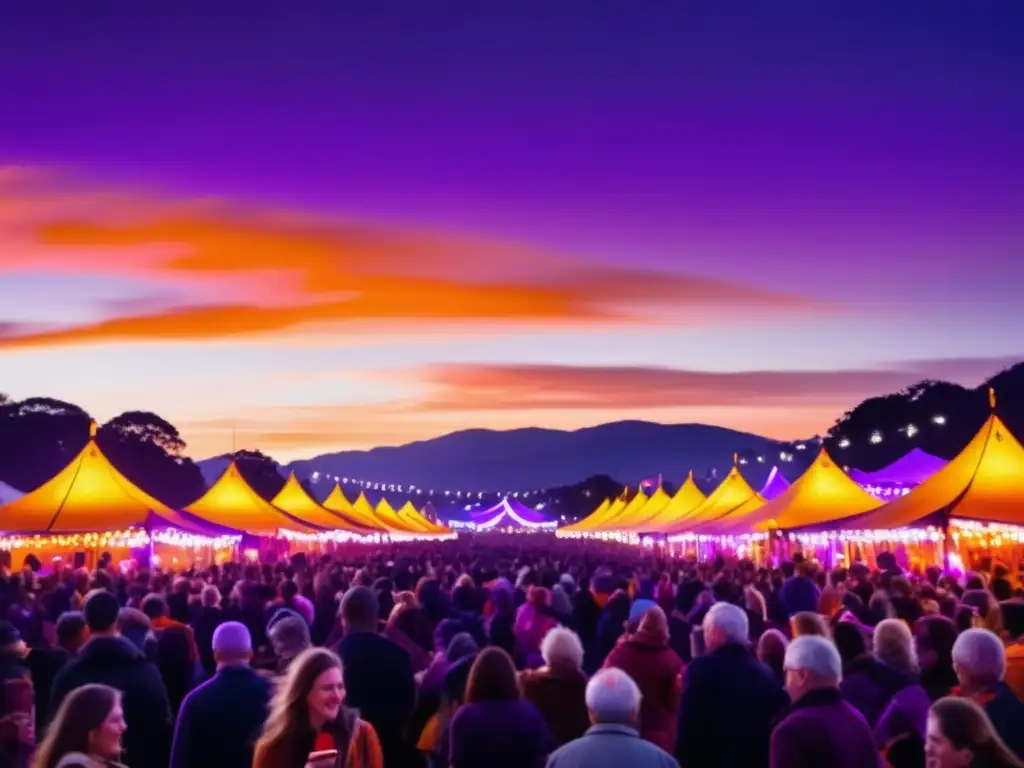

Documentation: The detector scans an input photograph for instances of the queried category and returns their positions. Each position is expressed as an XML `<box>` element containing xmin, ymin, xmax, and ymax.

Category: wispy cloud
<box><xmin>0</xmin><ymin>167</ymin><xmax>823</xmax><ymax>349</ymax></box>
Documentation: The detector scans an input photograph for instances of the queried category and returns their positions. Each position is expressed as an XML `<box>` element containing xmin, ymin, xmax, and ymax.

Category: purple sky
<box><xmin>0</xmin><ymin>2</ymin><xmax>1022</xmax><ymax>459</ymax></box>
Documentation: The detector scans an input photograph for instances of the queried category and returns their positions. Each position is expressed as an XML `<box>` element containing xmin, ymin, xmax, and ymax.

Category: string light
<box><xmin>151</xmin><ymin>530</ymin><xmax>241</xmax><ymax>549</ymax></box>
<box><xmin>0</xmin><ymin>528</ymin><xmax>239</xmax><ymax>552</ymax></box>
<box><xmin>933</xmin><ymin>415</ymin><xmax>946</xmax><ymax>425</ymax></box>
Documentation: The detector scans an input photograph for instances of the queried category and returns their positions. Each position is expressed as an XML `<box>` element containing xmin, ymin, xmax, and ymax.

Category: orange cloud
<box><xmin>0</xmin><ymin>167</ymin><xmax>822</xmax><ymax>349</ymax></box>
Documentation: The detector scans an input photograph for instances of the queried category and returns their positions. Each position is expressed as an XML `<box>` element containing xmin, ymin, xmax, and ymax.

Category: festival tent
<box><xmin>397</xmin><ymin>501</ymin><xmax>450</xmax><ymax>534</ymax></box>
<box><xmin>0</xmin><ymin>424</ymin><xmax>211</xmax><ymax>536</ymax></box>
<box><xmin>377</xmin><ymin>498</ymin><xmax>452</xmax><ymax>536</ymax></box>
<box><xmin>709</xmin><ymin>447</ymin><xmax>882</xmax><ymax>535</ymax></box>
<box><xmin>0</xmin><ymin>482</ymin><xmax>23</xmax><ymax>506</ymax></box>
<box><xmin>620</xmin><ymin>486</ymin><xmax>673</xmax><ymax>531</ymax></box>
<box><xmin>601</xmin><ymin>488</ymin><xmax>650</xmax><ymax>531</ymax></box>
<box><xmin>840</xmin><ymin>392</ymin><xmax>1024</xmax><ymax>531</ymax></box>
<box><xmin>271</xmin><ymin>473</ymin><xmax>372</xmax><ymax>533</ymax></box>
<box><xmin>352</xmin><ymin>492</ymin><xmax>392</xmax><ymax>530</ymax></box>
<box><xmin>322</xmin><ymin>485</ymin><xmax>385</xmax><ymax>531</ymax></box>
<box><xmin>184</xmin><ymin>462</ymin><xmax>320</xmax><ymax>537</ymax></box>
<box><xmin>561</xmin><ymin>490</ymin><xmax>626</xmax><ymax>533</ymax></box>
<box><xmin>456</xmin><ymin>497</ymin><xmax>557</xmax><ymax>531</ymax></box>
<box><xmin>848</xmin><ymin>448</ymin><xmax>948</xmax><ymax>487</ymax></box>
<box><xmin>759</xmin><ymin>467</ymin><xmax>791</xmax><ymax>501</ymax></box>
<box><xmin>665</xmin><ymin>458</ymin><xmax>764</xmax><ymax>536</ymax></box>
<box><xmin>641</xmin><ymin>473</ymin><xmax>707</xmax><ymax>532</ymax></box>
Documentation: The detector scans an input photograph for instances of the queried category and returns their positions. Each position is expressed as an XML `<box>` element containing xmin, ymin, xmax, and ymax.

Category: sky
<box><xmin>1</xmin><ymin>2</ymin><xmax>1022</xmax><ymax>461</ymax></box>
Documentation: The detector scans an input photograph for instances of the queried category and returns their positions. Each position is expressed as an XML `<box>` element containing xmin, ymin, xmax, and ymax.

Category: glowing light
<box><xmin>870</xmin><ymin>431</ymin><xmax>883</xmax><ymax>444</ymax></box>
<box><xmin>905</xmin><ymin>424</ymin><xmax>918</xmax><ymax>438</ymax></box>
<box><xmin>838</xmin><ymin>438</ymin><xmax>850</xmax><ymax>448</ymax></box>
<box><xmin>933</xmin><ymin>415</ymin><xmax>946</xmax><ymax>425</ymax></box>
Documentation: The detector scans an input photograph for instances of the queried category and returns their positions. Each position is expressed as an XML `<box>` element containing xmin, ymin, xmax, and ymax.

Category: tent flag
<box><xmin>185</xmin><ymin>462</ymin><xmax>318</xmax><ymax>537</ymax></box>
<box><xmin>847</xmin><ymin>412</ymin><xmax>1024</xmax><ymax>530</ymax></box>
<box><xmin>0</xmin><ymin>427</ymin><xmax>211</xmax><ymax>535</ymax></box>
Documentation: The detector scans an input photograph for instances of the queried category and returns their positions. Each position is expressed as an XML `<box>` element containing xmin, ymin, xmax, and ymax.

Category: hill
<box><xmin>270</xmin><ymin>421</ymin><xmax>787</xmax><ymax>491</ymax></box>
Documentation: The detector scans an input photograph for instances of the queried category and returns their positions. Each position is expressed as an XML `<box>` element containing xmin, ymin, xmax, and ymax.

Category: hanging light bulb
<box><xmin>838</xmin><ymin>438</ymin><xmax>850</xmax><ymax>448</ymax></box>
<box><xmin>933</xmin><ymin>415</ymin><xmax>946</xmax><ymax>425</ymax></box>
<box><xmin>905</xmin><ymin>424</ymin><xmax>918</xmax><ymax>438</ymax></box>
<box><xmin>870</xmin><ymin>431</ymin><xmax>883</xmax><ymax>444</ymax></box>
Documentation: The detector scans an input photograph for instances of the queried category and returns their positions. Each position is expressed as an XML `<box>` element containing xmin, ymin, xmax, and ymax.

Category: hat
<box><xmin>0</xmin><ymin>622</ymin><xmax>21</xmax><ymax>648</ymax></box>
<box><xmin>213</xmin><ymin>622</ymin><xmax>253</xmax><ymax>655</ymax></box>
<box><xmin>628</xmin><ymin>598</ymin><xmax>657</xmax><ymax>625</ymax></box>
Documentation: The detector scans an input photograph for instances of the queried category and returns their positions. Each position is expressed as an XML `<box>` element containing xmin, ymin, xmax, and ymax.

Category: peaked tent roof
<box><xmin>468</xmin><ymin>497</ymin><xmax>558</xmax><ymax>530</ymax></box>
<box><xmin>713</xmin><ymin>448</ymin><xmax>882</xmax><ymax>534</ymax></box>
<box><xmin>323</xmin><ymin>485</ymin><xmax>384</xmax><ymax>531</ymax></box>
<box><xmin>399</xmin><ymin>500</ymin><xmax>452</xmax><ymax>533</ymax></box>
<box><xmin>602</xmin><ymin>489</ymin><xmax>650</xmax><ymax>531</ymax></box>
<box><xmin>272</xmin><ymin>473</ymin><xmax>368</xmax><ymax>532</ymax></box>
<box><xmin>642</xmin><ymin>473</ymin><xmax>707</xmax><ymax>532</ymax></box>
<box><xmin>0</xmin><ymin>481</ymin><xmax>23</xmax><ymax>506</ymax></box>
<box><xmin>847</xmin><ymin>402</ymin><xmax>1024</xmax><ymax>530</ymax></box>
<box><xmin>353</xmin><ymin>492</ymin><xmax>393</xmax><ymax>530</ymax></box>
<box><xmin>0</xmin><ymin>429</ymin><xmax>209</xmax><ymax>534</ymax></box>
<box><xmin>622</xmin><ymin>486</ymin><xmax>673</xmax><ymax>531</ymax></box>
<box><xmin>565</xmin><ymin>490</ymin><xmax>627</xmax><ymax>532</ymax></box>
<box><xmin>667</xmin><ymin>459</ymin><xmax>764</xmax><ymax>534</ymax></box>
<box><xmin>185</xmin><ymin>462</ymin><xmax>318</xmax><ymax>536</ymax></box>
<box><xmin>759</xmin><ymin>467</ymin><xmax>791</xmax><ymax>501</ymax></box>
<box><xmin>848</xmin><ymin>448</ymin><xmax>949</xmax><ymax>486</ymax></box>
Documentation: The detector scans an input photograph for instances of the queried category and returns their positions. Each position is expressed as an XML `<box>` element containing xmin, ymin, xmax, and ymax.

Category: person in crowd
<box><xmin>675</xmin><ymin>602</ymin><xmax>788</xmax><ymax>768</ymax></box>
<box><xmin>385</xmin><ymin>603</ymin><xmax>433</xmax><ymax>674</ymax></box>
<box><xmin>114</xmin><ymin>609</ymin><xmax>157</xmax><ymax>663</ymax></box>
<box><xmin>266</xmin><ymin>609</ymin><xmax>311</xmax><ymax>677</ymax></box>
<box><xmin>420</xmin><ymin>654</ymin><xmax>474</xmax><ymax>768</ymax></box>
<box><xmin>252</xmin><ymin>647</ymin><xmax>382</xmax><ymax>768</ymax></box>
<box><xmin>756</xmin><ymin>629</ymin><xmax>788</xmax><ymax>687</ymax></box>
<box><xmin>448</xmin><ymin>647</ymin><xmax>555</xmax><ymax>768</ymax></box>
<box><xmin>170</xmin><ymin>622</ymin><xmax>271</xmax><ymax>768</ymax></box>
<box><xmin>520</xmin><ymin>626</ymin><xmax>590</xmax><ymax>746</ymax></box>
<box><xmin>603</xmin><ymin>606</ymin><xmax>683</xmax><ymax>752</ymax></box>
<box><xmin>790</xmin><ymin>611</ymin><xmax>830</xmax><ymax>639</ymax></box>
<box><xmin>1000</xmin><ymin>599</ymin><xmax>1024</xmax><ymax>702</ymax></box>
<box><xmin>49</xmin><ymin>591</ymin><xmax>171</xmax><ymax>768</ymax></box>
<box><xmin>515</xmin><ymin>586</ymin><xmax>560</xmax><ymax>670</ymax></box>
<box><xmin>914</xmin><ymin>615</ymin><xmax>960</xmax><ymax>701</ymax></box>
<box><xmin>871</xmin><ymin>619</ymin><xmax>931</xmax><ymax>752</ymax></box>
<box><xmin>193</xmin><ymin>585</ymin><xmax>225</xmax><ymax>679</ymax></box>
<box><xmin>0</xmin><ymin>621</ymin><xmax>33</xmax><ymax>768</ymax></box>
<box><xmin>951</xmin><ymin>628</ymin><xmax>1024</xmax><ymax>759</ymax></box>
<box><xmin>141</xmin><ymin>594</ymin><xmax>196</xmax><ymax>715</ymax></box>
<box><xmin>486</xmin><ymin>580</ymin><xmax>517</xmax><ymax>657</ymax></box>
<box><xmin>770</xmin><ymin>635</ymin><xmax>880</xmax><ymax>768</ymax></box>
<box><xmin>586</xmin><ymin>590</ymin><xmax>630</xmax><ymax>674</ymax></box>
<box><xmin>780</xmin><ymin>560</ymin><xmax>821</xmax><ymax>618</ymax></box>
<box><xmin>140</xmin><ymin>594</ymin><xmax>199</xmax><ymax>666</ymax></box>
<box><xmin>926</xmin><ymin>697</ymin><xmax>1024</xmax><ymax>768</ymax></box>
<box><xmin>31</xmin><ymin>684</ymin><xmax>127</xmax><ymax>768</ymax></box>
<box><xmin>333</xmin><ymin>586</ymin><xmax>416</xmax><ymax>768</ymax></box>
<box><xmin>27</xmin><ymin>612</ymin><xmax>86</xmax><ymax>739</ymax></box>
<box><xmin>545</xmin><ymin>668</ymin><xmax>679</xmax><ymax>768</ymax></box>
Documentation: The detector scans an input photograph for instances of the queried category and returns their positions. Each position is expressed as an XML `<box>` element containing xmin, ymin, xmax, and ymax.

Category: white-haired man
<box><xmin>545</xmin><ymin>668</ymin><xmax>678</xmax><ymax>767</ymax></box>
<box><xmin>770</xmin><ymin>635</ymin><xmax>879</xmax><ymax>768</ymax></box>
<box><xmin>952</xmin><ymin>628</ymin><xmax>1024</xmax><ymax>759</ymax></box>
<box><xmin>675</xmin><ymin>602</ymin><xmax>788</xmax><ymax>768</ymax></box>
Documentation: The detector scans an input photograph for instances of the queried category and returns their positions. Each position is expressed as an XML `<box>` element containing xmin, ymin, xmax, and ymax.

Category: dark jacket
<box><xmin>448</xmin><ymin>699</ymin><xmax>555</xmax><ymax>768</ymax></box>
<box><xmin>50</xmin><ymin>635</ymin><xmax>172</xmax><ymax>768</ymax></box>
<box><xmin>335</xmin><ymin>631</ymin><xmax>416</xmax><ymax>768</ymax></box>
<box><xmin>0</xmin><ymin>654</ymin><xmax>33</xmax><ymax>768</ymax></box>
<box><xmin>170</xmin><ymin>665</ymin><xmax>271</xmax><ymax>768</ymax></box>
<box><xmin>675</xmin><ymin>644</ymin><xmax>788</xmax><ymax>768</ymax></box>
<box><xmin>769</xmin><ymin>688</ymin><xmax>881</xmax><ymax>768</ymax></box>
<box><xmin>192</xmin><ymin>606</ymin><xmax>225</xmax><ymax>678</ymax></box>
<box><xmin>520</xmin><ymin>666</ymin><xmax>589</xmax><ymax>746</ymax></box>
<box><xmin>779</xmin><ymin>577</ymin><xmax>820</xmax><ymax>618</ymax></box>
<box><xmin>604</xmin><ymin>636</ymin><xmax>683</xmax><ymax>752</ymax></box>
<box><xmin>965</xmin><ymin>682</ymin><xmax>1024</xmax><ymax>760</ymax></box>
<box><xmin>840</xmin><ymin>655</ymin><xmax>915</xmax><ymax>728</ymax></box>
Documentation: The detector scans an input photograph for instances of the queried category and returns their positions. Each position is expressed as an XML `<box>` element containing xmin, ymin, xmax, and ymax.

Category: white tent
<box><xmin>0</xmin><ymin>481</ymin><xmax>24</xmax><ymax>506</ymax></box>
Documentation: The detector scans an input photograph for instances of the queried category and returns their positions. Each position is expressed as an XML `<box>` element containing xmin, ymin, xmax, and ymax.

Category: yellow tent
<box><xmin>354</xmin><ymin>492</ymin><xmax>403</xmax><ymax>531</ymax></box>
<box><xmin>602</xmin><ymin>489</ymin><xmax>650</xmax><ymax>531</ymax></box>
<box><xmin>563</xmin><ymin>491</ymin><xmax>625</xmax><ymax>532</ymax></box>
<box><xmin>375</xmin><ymin>498</ymin><xmax>422</xmax><ymax>533</ymax></box>
<box><xmin>667</xmin><ymin>460</ymin><xmax>764</xmax><ymax>535</ymax></box>
<box><xmin>397</xmin><ymin>500</ymin><xmax>449</xmax><ymax>533</ymax></box>
<box><xmin>0</xmin><ymin>425</ymin><xmax>208</xmax><ymax>535</ymax></box>
<box><xmin>185</xmin><ymin>463</ymin><xmax>318</xmax><ymax>537</ymax></box>
<box><xmin>323</xmin><ymin>485</ymin><xmax>384</xmax><ymax>531</ymax></box>
<box><xmin>713</xmin><ymin>448</ymin><xmax>882</xmax><ymax>534</ymax></box>
<box><xmin>272</xmin><ymin>473</ymin><xmax>370</xmax><ymax>532</ymax></box>
<box><xmin>642</xmin><ymin>473</ymin><xmax>707</xmax><ymax>532</ymax></box>
<box><xmin>621</xmin><ymin>486</ymin><xmax>673</xmax><ymax>531</ymax></box>
<box><xmin>850</xmin><ymin>395</ymin><xmax>1024</xmax><ymax>530</ymax></box>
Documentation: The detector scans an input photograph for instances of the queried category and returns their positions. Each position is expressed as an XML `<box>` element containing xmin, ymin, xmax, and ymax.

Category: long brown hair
<box><xmin>465</xmin><ymin>647</ymin><xmax>520</xmax><ymax>703</ymax></box>
<box><xmin>32</xmin><ymin>685</ymin><xmax>121</xmax><ymax>768</ymax></box>
<box><xmin>256</xmin><ymin>647</ymin><xmax>345</xmax><ymax>765</ymax></box>
<box><xmin>930</xmin><ymin>697</ymin><xmax>1024</xmax><ymax>768</ymax></box>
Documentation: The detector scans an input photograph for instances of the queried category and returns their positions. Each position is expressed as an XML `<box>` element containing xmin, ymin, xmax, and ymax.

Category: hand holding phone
<box><xmin>305</xmin><ymin>748</ymin><xmax>338</xmax><ymax>767</ymax></box>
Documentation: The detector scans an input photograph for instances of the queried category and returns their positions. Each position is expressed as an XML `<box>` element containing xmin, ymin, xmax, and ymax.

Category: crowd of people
<box><xmin>0</xmin><ymin>539</ymin><xmax>1022</xmax><ymax>767</ymax></box>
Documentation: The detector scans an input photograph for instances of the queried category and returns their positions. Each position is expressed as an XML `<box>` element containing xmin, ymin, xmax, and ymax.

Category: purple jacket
<box><xmin>840</xmin><ymin>655</ymin><xmax>916</xmax><ymax>728</ymax></box>
<box><xmin>449</xmin><ymin>698</ymin><xmax>556</xmax><ymax>768</ymax></box>
<box><xmin>873</xmin><ymin>682</ymin><xmax>930</xmax><ymax>749</ymax></box>
<box><xmin>770</xmin><ymin>688</ymin><xmax>881</xmax><ymax>768</ymax></box>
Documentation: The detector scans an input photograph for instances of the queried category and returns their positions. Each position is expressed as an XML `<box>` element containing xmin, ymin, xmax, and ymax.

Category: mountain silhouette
<box><xmin>198</xmin><ymin>421</ymin><xmax>790</xmax><ymax>491</ymax></box>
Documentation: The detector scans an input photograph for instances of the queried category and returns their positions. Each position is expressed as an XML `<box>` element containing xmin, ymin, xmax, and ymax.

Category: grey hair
<box><xmin>585</xmin><ymin>668</ymin><xmax>642</xmax><ymax>722</ymax></box>
<box><xmin>703</xmin><ymin>602</ymin><xmax>749</xmax><ymax>646</ymax></box>
<box><xmin>952</xmin><ymin>628</ymin><xmax>1005</xmax><ymax>683</ymax></box>
<box><xmin>541</xmin><ymin>626</ymin><xmax>585</xmax><ymax>670</ymax></box>
<box><xmin>873</xmin><ymin>618</ymin><xmax>918</xmax><ymax>674</ymax></box>
<box><xmin>784</xmin><ymin>635</ymin><xmax>842</xmax><ymax>681</ymax></box>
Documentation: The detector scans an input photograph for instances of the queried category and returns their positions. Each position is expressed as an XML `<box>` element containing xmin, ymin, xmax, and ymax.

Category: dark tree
<box><xmin>0</xmin><ymin>397</ymin><xmax>92</xmax><ymax>491</ymax></box>
<box><xmin>96</xmin><ymin>412</ymin><xmax>207</xmax><ymax>508</ymax></box>
<box><xmin>228</xmin><ymin>449</ymin><xmax>286</xmax><ymax>501</ymax></box>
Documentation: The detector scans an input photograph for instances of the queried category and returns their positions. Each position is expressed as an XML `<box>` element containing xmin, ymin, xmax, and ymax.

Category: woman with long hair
<box><xmin>926</xmin><ymin>697</ymin><xmax>1024</xmax><ymax>768</ymax></box>
<box><xmin>253</xmin><ymin>647</ymin><xmax>382</xmax><ymax>768</ymax></box>
<box><xmin>32</xmin><ymin>684</ymin><xmax>127</xmax><ymax>768</ymax></box>
<box><xmin>448</xmin><ymin>647</ymin><xmax>554</xmax><ymax>768</ymax></box>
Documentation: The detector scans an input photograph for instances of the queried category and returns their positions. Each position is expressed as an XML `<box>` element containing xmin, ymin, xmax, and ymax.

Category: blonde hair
<box><xmin>790</xmin><ymin>612</ymin><xmax>830</xmax><ymax>639</ymax></box>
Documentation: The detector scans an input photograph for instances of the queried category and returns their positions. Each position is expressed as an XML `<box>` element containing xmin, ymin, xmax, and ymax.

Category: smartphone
<box><xmin>307</xmin><ymin>749</ymin><xmax>339</xmax><ymax>763</ymax></box>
